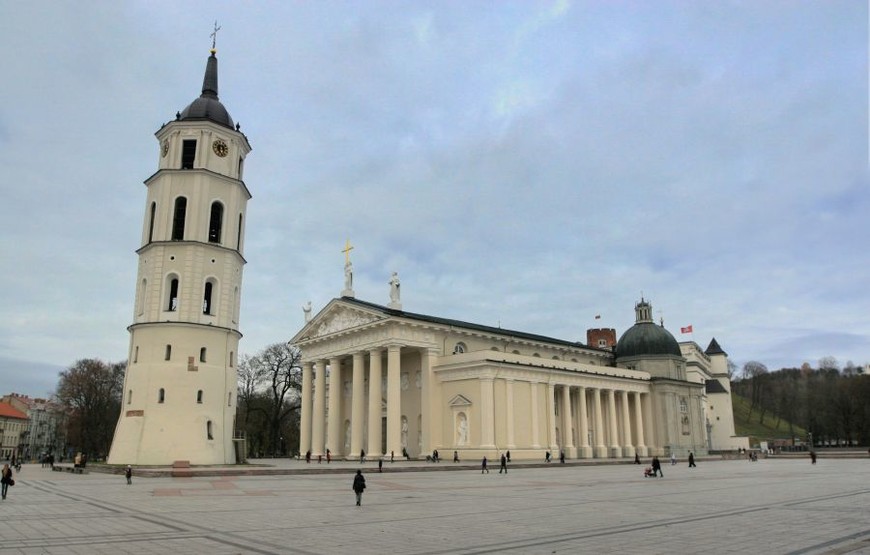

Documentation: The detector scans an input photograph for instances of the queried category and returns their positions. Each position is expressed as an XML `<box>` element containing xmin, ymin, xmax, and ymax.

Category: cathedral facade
<box><xmin>293</xmin><ymin>293</ymin><xmax>746</xmax><ymax>462</ymax></box>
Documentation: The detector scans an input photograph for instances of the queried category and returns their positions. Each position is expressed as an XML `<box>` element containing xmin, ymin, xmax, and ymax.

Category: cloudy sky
<box><xmin>1</xmin><ymin>1</ymin><xmax>867</xmax><ymax>397</ymax></box>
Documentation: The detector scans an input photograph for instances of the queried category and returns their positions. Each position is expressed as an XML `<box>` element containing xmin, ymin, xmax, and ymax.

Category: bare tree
<box><xmin>235</xmin><ymin>343</ymin><xmax>302</xmax><ymax>456</ymax></box>
<box><xmin>56</xmin><ymin>359</ymin><xmax>124</xmax><ymax>459</ymax></box>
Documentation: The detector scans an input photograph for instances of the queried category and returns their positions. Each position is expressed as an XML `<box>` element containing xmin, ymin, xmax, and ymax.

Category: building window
<box><xmin>208</xmin><ymin>202</ymin><xmax>223</xmax><ymax>243</ymax></box>
<box><xmin>134</xmin><ymin>346</ymin><xmax>139</xmax><ymax>363</ymax></box>
<box><xmin>680</xmin><ymin>397</ymin><xmax>688</xmax><ymax>413</ymax></box>
<box><xmin>206</xmin><ymin>420</ymin><xmax>213</xmax><ymax>440</ymax></box>
<box><xmin>167</xmin><ymin>277</ymin><xmax>179</xmax><ymax>311</ymax></box>
<box><xmin>227</xmin><ymin>392</ymin><xmax>232</xmax><ymax>407</ymax></box>
<box><xmin>165</xmin><ymin>344</ymin><xmax>172</xmax><ymax>361</ymax></box>
<box><xmin>229</xmin><ymin>351</ymin><xmax>234</xmax><ymax>367</ymax></box>
<box><xmin>453</xmin><ymin>342</ymin><xmax>466</xmax><ymax>354</ymax></box>
<box><xmin>203</xmin><ymin>281</ymin><xmax>213</xmax><ymax>314</ymax></box>
<box><xmin>171</xmin><ymin>197</ymin><xmax>187</xmax><ymax>240</ymax></box>
<box><xmin>158</xmin><ymin>388</ymin><xmax>165</xmax><ymax>403</ymax></box>
<box><xmin>181</xmin><ymin>139</ymin><xmax>196</xmax><ymax>169</ymax></box>
<box><xmin>127</xmin><ymin>390</ymin><xmax>132</xmax><ymax>405</ymax></box>
<box><xmin>148</xmin><ymin>202</ymin><xmax>156</xmax><ymax>243</ymax></box>
<box><xmin>238</xmin><ymin>156</ymin><xmax>244</xmax><ymax>178</ymax></box>
<box><xmin>200</xmin><ymin>347</ymin><xmax>207</xmax><ymax>363</ymax></box>
<box><xmin>197</xmin><ymin>390</ymin><xmax>203</xmax><ymax>404</ymax></box>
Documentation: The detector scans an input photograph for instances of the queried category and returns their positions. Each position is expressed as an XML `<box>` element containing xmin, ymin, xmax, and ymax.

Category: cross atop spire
<box><xmin>210</xmin><ymin>21</ymin><xmax>221</xmax><ymax>53</ymax></box>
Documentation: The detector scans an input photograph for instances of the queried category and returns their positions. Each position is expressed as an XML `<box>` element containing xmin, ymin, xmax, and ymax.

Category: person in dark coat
<box><xmin>352</xmin><ymin>470</ymin><xmax>366</xmax><ymax>506</ymax></box>
<box><xmin>1</xmin><ymin>463</ymin><xmax>12</xmax><ymax>500</ymax></box>
<box><xmin>559</xmin><ymin>451</ymin><xmax>565</xmax><ymax>464</ymax></box>
<box><xmin>634</xmin><ymin>453</ymin><xmax>641</xmax><ymax>464</ymax></box>
<box><xmin>499</xmin><ymin>453</ymin><xmax>507</xmax><ymax>474</ymax></box>
<box><xmin>688</xmin><ymin>452</ymin><xmax>696</xmax><ymax>468</ymax></box>
<box><xmin>481</xmin><ymin>456</ymin><xmax>489</xmax><ymax>473</ymax></box>
<box><xmin>125</xmin><ymin>465</ymin><xmax>133</xmax><ymax>485</ymax></box>
<box><xmin>652</xmin><ymin>456</ymin><xmax>663</xmax><ymax>477</ymax></box>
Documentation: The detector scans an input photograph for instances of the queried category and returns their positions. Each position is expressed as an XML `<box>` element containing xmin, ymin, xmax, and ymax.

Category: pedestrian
<box><xmin>481</xmin><ymin>456</ymin><xmax>489</xmax><ymax>473</ymax></box>
<box><xmin>378</xmin><ymin>458</ymin><xmax>383</xmax><ymax>473</ymax></box>
<box><xmin>545</xmin><ymin>451</ymin><xmax>551</xmax><ymax>463</ymax></box>
<box><xmin>125</xmin><ymin>465</ymin><xmax>133</xmax><ymax>485</ymax></box>
<box><xmin>559</xmin><ymin>451</ymin><xmax>565</xmax><ymax>464</ymax></box>
<box><xmin>688</xmin><ymin>452</ymin><xmax>696</xmax><ymax>468</ymax></box>
<box><xmin>634</xmin><ymin>453</ymin><xmax>641</xmax><ymax>464</ymax></box>
<box><xmin>670</xmin><ymin>453</ymin><xmax>676</xmax><ymax>465</ymax></box>
<box><xmin>499</xmin><ymin>453</ymin><xmax>507</xmax><ymax>474</ymax></box>
<box><xmin>352</xmin><ymin>470</ymin><xmax>366</xmax><ymax>506</ymax></box>
<box><xmin>326</xmin><ymin>449</ymin><xmax>331</xmax><ymax>463</ymax></box>
<box><xmin>453</xmin><ymin>451</ymin><xmax>459</xmax><ymax>463</ymax></box>
<box><xmin>305</xmin><ymin>450</ymin><xmax>311</xmax><ymax>463</ymax></box>
<box><xmin>390</xmin><ymin>450</ymin><xmax>394</xmax><ymax>463</ymax></box>
<box><xmin>810</xmin><ymin>451</ymin><xmax>817</xmax><ymax>464</ymax></box>
<box><xmin>1</xmin><ymin>463</ymin><xmax>12</xmax><ymax>500</ymax></box>
<box><xmin>360</xmin><ymin>449</ymin><xmax>366</xmax><ymax>463</ymax></box>
<box><xmin>433</xmin><ymin>449</ymin><xmax>439</xmax><ymax>462</ymax></box>
<box><xmin>652</xmin><ymin>456</ymin><xmax>663</xmax><ymax>477</ymax></box>
<box><xmin>506</xmin><ymin>450</ymin><xmax>511</xmax><ymax>463</ymax></box>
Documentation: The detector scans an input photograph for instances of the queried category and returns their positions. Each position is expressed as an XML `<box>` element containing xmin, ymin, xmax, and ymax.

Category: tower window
<box><xmin>200</xmin><ymin>347</ymin><xmax>207</xmax><ymax>363</ymax></box>
<box><xmin>127</xmin><ymin>390</ymin><xmax>132</xmax><ymax>405</ymax></box>
<box><xmin>229</xmin><ymin>351</ymin><xmax>234</xmax><ymax>367</ymax></box>
<box><xmin>208</xmin><ymin>202</ymin><xmax>223</xmax><ymax>243</ymax></box>
<box><xmin>206</xmin><ymin>420</ymin><xmax>213</xmax><ymax>440</ymax></box>
<box><xmin>167</xmin><ymin>278</ymin><xmax>179</xmax><ymax>311</ymax></box>
<box><xmin>181</xmin><ymin>139</ymin><xmax>196</xmax><ymax>169</ymax></box>
<box><xmin>171</xmin><ymin>197</ymin><xmax>187</xmax><ymax>240</ymax></box>
<box><xmin>203</xmin><ymin>281</ymin><xmax>213</xmax><ymax>314</ymax></box>
<box><xmin>197</xmin><ymin>390</ymin><xmax>203</xmax><ymax>404</ymax></box>
<box><xmin>148</xmin><ymin>202</ymin><xmax>156</xmax><ymax>243</ymax></box>
<box><xmin>158</xmin><ymin>388</ymin><xmax>165</xmax><ymax>403</ymax></box>
<box><xmin>238</xmin><ymin>156</ymin><xmax>244</xmax><ymax>178</ymax></box>
<box><xmin>134</xmin><ymin>346</ymin><xmax>139</xmax><ymax>363</ymax></box>
<box><xmin>237</xmin><ymin>214</ymin><xmax>243</xmax><ymax>250</ymax></box>
<box><xmin>165</xmin><ymin>344</ymin><xmax>172</xmax><ymax>360</ymax></box>
<box><xmin>227</xmin><ymin>392</ymin><xmax>232</xmax><ymax>407</ymax></box>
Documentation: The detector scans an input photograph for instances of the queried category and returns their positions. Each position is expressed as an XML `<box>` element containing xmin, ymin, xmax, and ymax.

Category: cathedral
<box><xmin>293</xmin><ymin>276</ymin><xmax>747</xmax><ymax>461</ymax></box>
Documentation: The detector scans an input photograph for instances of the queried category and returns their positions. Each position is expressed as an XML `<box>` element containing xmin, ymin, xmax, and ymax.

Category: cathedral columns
<box><xmin>366</xmin><ymin>348</ymin><xmax>383</xmax><ymax>458</ymax></box>
<box><xmin>621</xmin><ymin>390</ymin><xmax>635</xmax><ymax>458</ymax></box>
<box><xmin>326</xmin><ymin>357</ymin><xmax>342</xmax><ymax>457</ymax></box>
<box><xmin>547</xmin><ymin>383</ymin><xmax>559</xmax><ymax>452</ymax></box>
<box><xmin>505</xmin><ymin>379</ymin><xmax>516</xmax><ymax>449</ymax></box>
<box><xmin>311</xmin><ymin>360</ymin><xmax>326</xmax><ymax>457</ymax></box>
<box><xmin>385</xmin><ymin>345</ymin><xmax>402</xmax><ymax>459</ymax></box>
<box><xmin>592</xmin><ymin>388</ymin><xmax>607</xmax><ymax>458</ymax></box>
<box><xmin>349</xmin><ymin>352</ymin><xmax>365</xmax><ymax>459</ymax></box>
<box><xmin>642</xmin><ymin>392</ymin><xmax>656</xmax><ymax>455</ymax></box>
<box><xmin>561</xmin><ymin>385</ymin><xmax>575</xmax><ymax>457</ymax></box>
<box><xmin>577</xmin><ymin>386</ymin><xmax>592</xmax><ymax>458</ymax></box>
<box><xmin>421</xmin><ymin>348</ymin><xmax>438</xmax><ymax>455</ymax></box>
<box><xmin>530</xmin><ymin>382</ymin><xmax>540</xmax><ymax>449</ymax></box>
<box><xmin>634</xmin><ymin>391</ymin><xmax>648</xmax><ymax>457</ymax></box>
<box><xmin>299</xmin><ymin>361</ymin><xmax>313</xmax><ymax>456</ymax></box>
<box><xmin>479</xmin><ymin>377</ymin><xmax>496</xmax><ymax>448</ymax></box>
<box><xmin>607</xmin><ymin>389</ymin><xmax>621</xmax><ymax>457</ymax></box>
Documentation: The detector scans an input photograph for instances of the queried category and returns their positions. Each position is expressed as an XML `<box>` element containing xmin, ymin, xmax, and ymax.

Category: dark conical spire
<box><xmin>201</xmin><ymin>51</ymin><xmax>219</xmax><ymax>99</ymax></box>
<box><xmin>178</xmin><ymin>50</ymin><xmax>234</xmax><ymax>128</ymax></box>
<box><xmin>705</xmin><ymin>337</ymin><xmax>727</xmax><ymax>356</ymax></box>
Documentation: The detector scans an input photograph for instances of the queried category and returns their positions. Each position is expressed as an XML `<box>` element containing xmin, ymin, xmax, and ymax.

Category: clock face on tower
<box><xmin>161</xmin><ymin>139</ymin><xmax>169</xmax><ymax>157</ymax></box>
<box><xmin>212</xmin><ymin>139</ymin><xmax>228</xmax><ymax>157</ymax></box>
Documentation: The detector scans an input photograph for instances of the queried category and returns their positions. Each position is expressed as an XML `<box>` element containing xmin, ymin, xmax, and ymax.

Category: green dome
<box><xmin>616</xmin><ymin>322</ymin><xmax>682</xmax><ymax>358</ymax></box>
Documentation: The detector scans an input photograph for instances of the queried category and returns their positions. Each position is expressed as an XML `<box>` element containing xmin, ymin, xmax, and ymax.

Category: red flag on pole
<box><xmin>594</xmin><ymin>314</ymin><xmax>601</xmax><ymax>319</ymax></box>
<box><xmin>680</xmin><ymin>325</ymin><xmax>693</xmax><ymax>334</ymax></box>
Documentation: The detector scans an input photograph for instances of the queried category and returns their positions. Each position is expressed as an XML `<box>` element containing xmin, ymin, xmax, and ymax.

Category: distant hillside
<box><xmin>732</xmin><ymin>392</ymin><xmax>805</xmax><ymax>443</ymax></box>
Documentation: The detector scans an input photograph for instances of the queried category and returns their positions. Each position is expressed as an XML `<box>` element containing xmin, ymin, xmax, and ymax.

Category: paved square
<box><xmin>1</xmin><ymin>458</ymin><xmax>868</xmax><ymax>554</ymax></box>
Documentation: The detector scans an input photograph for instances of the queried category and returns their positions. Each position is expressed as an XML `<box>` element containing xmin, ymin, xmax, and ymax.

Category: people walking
<box><xmin>545</xmin><ymin>451</ymin><xmax>551</xmax><ymax>463</ymax></box>
<box><xmin>810</xmin><ymin>451</ymin><xmax>817</xmax><ymax>464</ymax></box>
<box><xmin>688</xmin><ymin>452</ymin><xmax>696</xmax><ymax>468</ymax></box>
<box><xmin>670</xmin><ymin>453</ymin><xmax>677</xmax><ymax>465</ymax></box>
<box><xmin>352</xmin><ymin>470</ymin><xmax>366</xmax><ymax>506</ymax></box>
<box><xmin>499</xmin><ymin>453</ymin><xmax>507</xmax><ymax>474</ymax></box>
<box><xmin>506</xmin><ymin>451</ymin><xmax>511</xmax><ymax>463</ymax></box>
<box><xmin>1</xmin><ymin>464</ymin><xmax>12</xmax><ymax>499</ymax></box>
<box><xmin>453</xmin><ymin>451</ymin><xmax>459</xmax><ymax>463</ymax></box>
<box><xmin>378</xmin><ymin>458</ymin><xmax>383</xmax><ymax>473</ymax></box>
<box><xmin>481</xmin><ymin>456</ymin><xmax>489</xmax><ymax>473</ymax></box>
<box><xmin>305</xmin><ymin>450</ymin><xmax>311</xmax><ymax>463</ymax></box>
<box><xmin>326</xmin><ymin>449</ymin><xmax>331</xmax><ymax>463</ymax></box>
<box><xmin>360</xmin><ymin>449</ymin><xmax>366</xmax><ymax>463</ymax></box>
<box><xmin>634</xmin><ymin>453</ymin><xmax>641</xmax><ymax>464</ymax></box>
<box><xmin>125</xmin><ymin>465</ymin><xmax>133</xmax><ymax>485</ymax></box>
<box><xmin>652</xmin><ymin>456</ymin><xmax>663</xmax><ymax>477</ymax></box>
<box><xmin>559</xmin><ymin>451</ymin><xmax>565</xmax><ymax>464</ymax></box>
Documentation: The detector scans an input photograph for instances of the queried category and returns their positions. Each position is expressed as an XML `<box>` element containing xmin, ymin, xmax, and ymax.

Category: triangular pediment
<box><xmin>448</xmin><ymin>394</ymin><xmax>472</xmax><ymax>407</ymax></box>
<box><xmin>292</xmin><ymin>299</ymin><xmax>385</xmax><ymax>343</ymax></box>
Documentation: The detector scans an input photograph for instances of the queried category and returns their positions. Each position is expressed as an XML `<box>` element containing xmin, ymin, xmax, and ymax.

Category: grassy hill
<box><xmin>732</xmin><ymin>392</ymin><xmax>805</xmax><ymax>443</ymax></box>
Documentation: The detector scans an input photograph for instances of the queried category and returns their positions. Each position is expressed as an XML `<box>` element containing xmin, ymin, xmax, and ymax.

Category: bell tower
<box><xmin>108</xmin><ymin>45</ymin><xmax>251</xmax><ymax>465</ymax></box>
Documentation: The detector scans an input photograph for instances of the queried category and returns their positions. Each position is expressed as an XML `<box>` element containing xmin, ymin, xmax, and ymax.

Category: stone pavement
<box><xmin>0</xmin><ymin>457</ymin><xmax>868</xmax><ymax>554</ymax></box>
